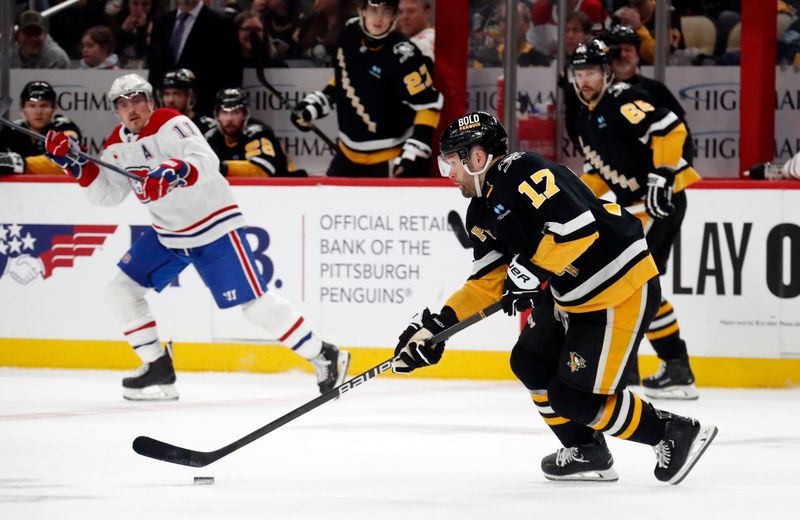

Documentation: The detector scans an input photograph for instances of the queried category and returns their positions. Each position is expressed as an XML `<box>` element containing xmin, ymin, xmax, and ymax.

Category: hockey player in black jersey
<box><xmin>158</xmin><ymin>69</ymin><xmax>215</xmax><ymax>135</ymax></box>
<box><xmin>391</xmin><ymin>111</ymin><xmax>717</xmax><ymax>484</ymax></box>
<box><xmin>0</xmin><ymin>81</ymin><xmax>83</xmax><ymax>176</ymax></box>
<box><xmin>206</xmin><ymin>88</ymin><xmax>304</xmax><ymax>178</ymax></box>
<box><xmin>570</xmin><ymin>38</ymin><xmax>701</xmax><ymax>399</ymax></box>
<box><xmin>290</xmin><ymin>0</ymin><xmax>443</xmax><ymax>178</ymax></box>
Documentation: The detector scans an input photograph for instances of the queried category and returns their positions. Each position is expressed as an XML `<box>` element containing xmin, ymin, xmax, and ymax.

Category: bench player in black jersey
<box><xmin>570</xmin><ymin>37</ymin><xmax>701</xmax><ymax>399</ymax></box>
<box><xmin>290</xmin><ymin>0</ymin><xmax>442</xmax><ymax>178</ymax></box>
<box><xmin>206</xmin><ymin>88</ymin><xmax>304</xmax><ymax>178</ymax></box>
<box><xmin>0</xmin><ymin>81</ymin><xmax>83</xmax><ymax>176</ymax></box>
<box><xmin>391</xmin><ymin>111</ymin><xmax>716</xmax><ymax>484</ymax></box>
<box><xmin>158</xmin><ymin>69</ymin><xmax>216</xmax><ymax>136</ymax></box>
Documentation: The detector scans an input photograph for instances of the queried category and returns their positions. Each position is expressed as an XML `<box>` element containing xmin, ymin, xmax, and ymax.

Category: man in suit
<box><xmin>147</xmin><ymin>0</ymin><xmax>242</xmax><ymax>116</ymax></box>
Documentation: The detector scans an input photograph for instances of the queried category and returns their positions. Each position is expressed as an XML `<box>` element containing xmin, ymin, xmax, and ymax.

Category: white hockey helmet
<box><xmin>108</xmin><ymin>73</ymin><xmax>154</xmax><ymax>106</ymax></box>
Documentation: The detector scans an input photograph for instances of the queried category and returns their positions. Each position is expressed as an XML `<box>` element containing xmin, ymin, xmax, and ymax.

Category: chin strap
<box><xmin>463</xmin><ymin>153</ymin><xmax>493</xmax><ymax>198</ymax></box>
<box><xmin>573</xmin><ymin>72</ymin><xmax>611</xmax><ymax>109</ymax></box>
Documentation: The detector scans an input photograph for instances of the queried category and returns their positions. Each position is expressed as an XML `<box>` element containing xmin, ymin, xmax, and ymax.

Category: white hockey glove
<box><xmin>290</xmin><ymin>91</ymin><xmax>332</xmax><ymax>132</ymax></box>
<box><xmin>393</xmin><ymin>308</ymin><xmax>447</xmax><ymax>374</ymax></box>
<box><xmin>645</xmin><ymin>168</ymin><xmax>675</xmax><ymax>219</ymax></box>
<box><xmin>0</xmin><ymin>152</ymin><xmax>26</xmax><ymax>175</ymax></box>
<box><xmin>391</xmin><ymin>138</ymin><xmax>432</xmax><ymax>177</ymax></box>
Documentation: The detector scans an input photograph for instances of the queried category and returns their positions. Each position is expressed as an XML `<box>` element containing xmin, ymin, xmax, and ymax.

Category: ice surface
<box><xmin>1</xmin><ymin>368</ymin><xmax>798</xmax><ymax>519</ymax></box>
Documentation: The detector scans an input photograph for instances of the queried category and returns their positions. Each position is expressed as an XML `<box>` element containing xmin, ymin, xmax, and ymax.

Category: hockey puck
<box><xmin>193</xmin><ymin>476</ymin><xmax>214</xmax><ymax>485</ymax></box>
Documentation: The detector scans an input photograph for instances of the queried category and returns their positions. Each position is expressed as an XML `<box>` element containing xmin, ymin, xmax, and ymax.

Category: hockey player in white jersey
<box><xmin>43</xmin><ymin>74</ymin><xmax>350</xmax><ymax>400</ymax></box>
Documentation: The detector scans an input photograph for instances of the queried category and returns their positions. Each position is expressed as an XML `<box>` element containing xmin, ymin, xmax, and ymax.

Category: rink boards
<box><xmin>1</xmin><ymin>178</ymin><xmax>799</xmax><ymax>387</ymax></box>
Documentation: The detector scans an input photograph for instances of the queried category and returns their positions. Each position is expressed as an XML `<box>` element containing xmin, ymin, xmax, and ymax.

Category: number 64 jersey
<box><xmin>86</xmin><ymin>108</ymin><xmax>246</xmax><ymax>249</ymax></box>
<box><xmin>445</xmin><ymin>152</ymin><xmax>660</xmax><ymax>319</ymax></box>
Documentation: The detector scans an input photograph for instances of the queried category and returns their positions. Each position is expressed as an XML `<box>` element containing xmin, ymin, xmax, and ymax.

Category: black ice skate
<box><xmin>122</xmin><ymin>342</ymin><xmax>179</xmax><ymax>401</ymax></box>
<box><xmin>541</xmin><ymin>433</ymin><xmax>619</xmax><ymax>482</ymax></box>
<box><xmin>653</xmin><ymin>414</ymin><xmax>718</xmax><ymax>485</ymax></box>
<box><xmin>311</xmin><ymin>342</ymin><xmax>351</xmax><ymax>394</ymax></box>
<box><xmin>642</xmin><ymin>357</ymin><xmax>699</xmax><ymax>400</ymax></box>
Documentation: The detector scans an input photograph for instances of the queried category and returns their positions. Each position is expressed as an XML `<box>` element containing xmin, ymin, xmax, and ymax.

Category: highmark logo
<box><xmin>0</xmin><ymin>223</ymin><xmax>117</xmax><ymax>285</ymax></box>
<box><xmin>54</xmin><ymin>86</ymin><xmax>113</xmax><ymax>112</ymax></box>
<box><xmin>678</xmin><ymin>82</ymin><xmax>739</xmax><ymax>111</ymax></box>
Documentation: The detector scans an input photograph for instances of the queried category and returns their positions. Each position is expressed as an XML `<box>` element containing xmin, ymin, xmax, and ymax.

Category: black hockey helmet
<box><xmin>569</xmin><ymin>37</ymin><xmax>612</xmax><ymax>70</ymax></box>
<box><xmin>20</xmin><ymin>80</ymin><xmax>56</xmax><ymax>106</ymax></box>
<box><xmin>362</xmin><ymin>0</ymin><xmax>399</xmax><ymax>9</ymax></box>
<box><xmin>161</xmin><ymin>68</ymin><xmax>197</xmax><ymax>92</ymax></box>
<box><xmin>440</xmin><ymin>111</ymin><xmax>508</xmax><ymax>159</ymax></box>
<box><xmin>359</xmin><ymin>0</ymin><xmax>399</xmax><ymax>44</ymax></box>
<box><xmin>214</xmin><ymin>87</ymin><xmax>249</xmax><ymax>113</ymax></box>
<box><xmin>608</xmin><ymin>24</ymin><xmax>641</xmax><ymax>52</ymax></box>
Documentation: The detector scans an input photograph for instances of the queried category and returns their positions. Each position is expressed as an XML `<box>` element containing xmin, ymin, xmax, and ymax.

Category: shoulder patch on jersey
<box><xmin>244</xmin><ymin>123</ymin><xmax>264</xmax><ymax>136</ymax></box>
<box><xmin>137</xmin><ymin>108</ymin><xmax>182</xmax><ymax>140</ymax></box>
<box><xmin>498</xmin><ymin>152</ymin><xmax>524</xmax><ymax>173</ymax></box>
<box><xmin>393</xmin><ymin>41</ymin><xmax>417</xmax><ymax>63</ymax></box>
<box><xmin>52</xmin><ymin>114</ymin><xmax>73</xmax><ymax>125</ymax></box>
<box><xmin>607</xmin><ymin>82</ymin><xmax>631</xmax><ymax>97</ymax></box>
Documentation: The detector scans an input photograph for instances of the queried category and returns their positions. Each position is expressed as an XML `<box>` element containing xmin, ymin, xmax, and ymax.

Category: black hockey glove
<box><xmin>747</xmin><ymin>162</ymin><xmax>782</xmax><ymax>180</ymax></box>
<box><xmin>290</xmin><ymin>90</ymin><xmax>332</xmax><ymax>132</ymax></box>
<box><xmin>645</xmin><ymin>167</ymin><xmax>676</xmax><ymax>219</ymax></box>
<box><xmin>502</xmin><ymin>255</ymin><xmax>545</xmax><ymax>316</ymax></box>
<box><xmin>391</xmin><ymin>138</ymin><xmax>432</xmax><ymax>177</ymax></box>
<box><xmin>393</xmin><ymin>308</ymin><xmax>448</xmax><ymax>374</ymax></box>
<box><xmin>0</xmin><ymin>152</ymin><xmax>25</xmax><ymax>175</ymax></box>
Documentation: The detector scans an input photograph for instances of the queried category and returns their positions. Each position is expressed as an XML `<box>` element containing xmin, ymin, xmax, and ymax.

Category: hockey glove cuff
<box><xmin>44</xmin><ymin>130</ymin><xmax>99</xmax><ymax>186</ymax></box>
<box><xmin>290</xmin><ymin>90</ymin><xmax>332</xmax><ymax>132</ymax></box>
<box><xmin>391</xmin><ymin>138</ymin><xmax>432</xmax><ymax>177</ymax></box>
<box><xmin>502</xmin><ymin>255</ymin><xmax>546</xmax><ymax>316</ymax></box>
<box><xmin>645</xmin><ymin>167</ymin><xmax>676</xmax><ymax>219</ymax></box>
<box><xmin>0</xmin><ymin>152</ymin><xmax>26</xmax><ymax>175</ymax></box>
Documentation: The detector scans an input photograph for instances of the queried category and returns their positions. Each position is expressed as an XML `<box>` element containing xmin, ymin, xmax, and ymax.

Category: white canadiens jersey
<box><xmin>88</xmin><ymin>109</ymin><xmax>246</xmax><ymax>249</ymax></box>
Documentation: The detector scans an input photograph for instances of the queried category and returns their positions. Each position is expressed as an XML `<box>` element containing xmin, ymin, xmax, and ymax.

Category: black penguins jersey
<box><xmin>576</xmin><ymin>82</ymin><xmax>700</xmax><ymax>206</ymax></box>
<box><xmin>205</xmin><ymin>117</ymin><xmax>296</xmax><ymax>177</ymax></box>
<box><xmin>330</xmin><ymin>18</ymin><xmax>442</xmax><ymax>164</ymax></box>
<box><xmin>0</xmin><ymin>114</ymin><xmax>82</xmax><ymax>175</ymax></box>
<box><xmin>193</xmin><ymin>114</ymin><xmax>216</xmax><ymax>136</ymax></box>
<box><xmin>444</xmin><ymin>152</ymin><xmax>659</xmax><ymax>317</ymax></box>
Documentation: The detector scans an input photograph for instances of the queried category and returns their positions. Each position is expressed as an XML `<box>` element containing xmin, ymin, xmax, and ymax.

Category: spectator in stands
<box><xmin>397</xmin><ymin>0</ymin><xmax>435</xmax><ymax>63</ymax></box>
<box><xmin>111</xmin><ymin>0</ymin><xmax>159</xmax><ymax>69</ymax></box>
<box><xmin>473</xmin><ymin>3</ymin><xmax>551</xmax><ymax>67</ymax></box>
<box><xmin>613</xmin><ymin>0</ymin><xmax>684</xmax><ymax>65</ymax></box>
<box><xmin>78</xmin><ymin>26</ymin><xmax>120</xmax><ymax>69</ymax></box>
<box><xmin>558</xmin><ymin>11</ymin><xmax>593</xmax><ymax>146</ymax></box>
<box><xmin>252</xmin><ymin>0</ymin><xmax>309</xmax><ymax>61</ymax></box>
<box><xmin>468</xmin><ymin>0</ymin><xmax>503</xmax><ymax>66</ymax></box>
<box><xmin>296</xmin><ymin>0</ymin><xmax>359</xmax><ymax>66</ymax></box>
<box><xmin>12</xmin><ymin>10</ymin><xmax>70</xmax><ymax>69</ymax></box>
<box><xmin>147</xmin><ymin>0</ymin><xmax>243</xmax><ymax>116</ymax></box>
<box><xmin>235</xmin><ymin>10</ymin><xmax>286</xmax><ymax>68</ymax></box>
<box><xmin>0</xmin><ymin>81</ymin><xmax>83</xmax><ymax>176</ymax></box>
<box><xmin>157</xmin><ymin>69</ymin><xmax>216</xmax><ymax>135</ymax></box>
<box><xmin>530</xmin><ymin>0</ymin><xmax>606</xmax><ymax>58</ymax></box>
<box><xmin>205</xmin><ymin>88</ymin><xmax>305</xmax><ymax>177</ymax></box>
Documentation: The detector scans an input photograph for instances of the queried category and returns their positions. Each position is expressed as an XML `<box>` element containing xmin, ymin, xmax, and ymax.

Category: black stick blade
<box><xmin>133</xmin><ymin>436</ymin><xmax>213</xmax><ymax>467</ymax></box>
<box><xmin>447</xmin><ymin>210</ymin><xmax>473</xmax><ymax>249</ymax></box>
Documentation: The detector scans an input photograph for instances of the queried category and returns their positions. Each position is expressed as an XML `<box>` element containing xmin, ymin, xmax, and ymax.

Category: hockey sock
<box><xmin>645</xmin><ymin>299</ymin><xmax>689</xmax><ymax>360</ymax></box>
<box><xmin>241</xmin><ymin>292</ymin><xmax>323</xmax><ymax>359</ymax></box>
<box><xmin>530</xmin><ymin>389</ymin><xmax>597</xmax><ymax>447</ymax></box>
<box><xmin>107</xmin><ymin>271</ymin><xmax>163</xmax><ymax>363</ymax></box>
<box><xmin>548</xmin><ymin>378</ymin><xmax>667</xmax><ymax>445</ymax></box>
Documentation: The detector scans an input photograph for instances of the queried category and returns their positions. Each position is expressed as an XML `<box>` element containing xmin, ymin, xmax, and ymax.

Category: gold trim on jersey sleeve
<box><xmin>444</xmin><ymin>264</ymin><xmax>505</xmax><ymax>320</ymax></box>
<box><xmin>26</xmin><ymin>155</ymin><xmax>67</xmax><ymax>175</ymax></box>
<box><xmin>532</xmin><ymin>231</ymin><xmax>599</xmax><ymax>275</ymax></box>
<box><xmin>674</xmin><ymin>166</ymin><xmax>701</xmax><ymax>192</ymax></box>
<box><xmin>650</xmin><ymin>122</ymin><xmax>687</xmax><ymax>169</ymax></box>
<box><xmin>413</xmin><ymin>109</ymin><xmax>441</xmax><ymax>128</ymax></box>
<box><xmin>338</xmin><ymin>141</ymin><xmax>402</xmax><ymax>165</ymax></box>
<box><xmin>580</xmin><ymin>172</ymin><xmax>610</xmax><ymax>197</ymax></box>
<box><xmin>225</xmin><ymin>160</ymin><xmax>269</xmax><ymax>177</ymax></box>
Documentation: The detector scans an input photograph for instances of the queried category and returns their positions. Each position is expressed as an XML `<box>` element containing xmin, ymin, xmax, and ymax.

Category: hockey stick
<box><xmin>249</xmin><ymin>32</ymin><xmax>338</xmax><ymax>150</ymax></box>
<box><xmin>447</xmin><ymin>210</ymin><xmax>473</xmax><ymax>249</ymax></box>
<box><xmin>0</xmin><ymin>97</ymin><xmax>143</xmax><ymax>183</ymax></box>
<box><xmin>132</xmin><ymin>300</ymin><xmax>504</xmax><ymax>467</ymax></box>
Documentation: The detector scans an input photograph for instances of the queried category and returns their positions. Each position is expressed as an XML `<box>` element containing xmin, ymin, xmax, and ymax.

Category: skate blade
<box><xmin>123</xmin><ymin>384</ymin><xmax>179</xmax><ymax>401</ymax></box>
<box><xmin>643</xmin><ymin>384</ymin><xmax>699</xmax><ymax>400</ymax></box>
<box><xmin>544</xmin><ymin>467</ymin><xmax>619</xmax><ymax>482</ymax></box>
<box><xmin>668</xmin><ymin>424</ymin><xmax>718</xmax><ymax>485</ymax></box>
